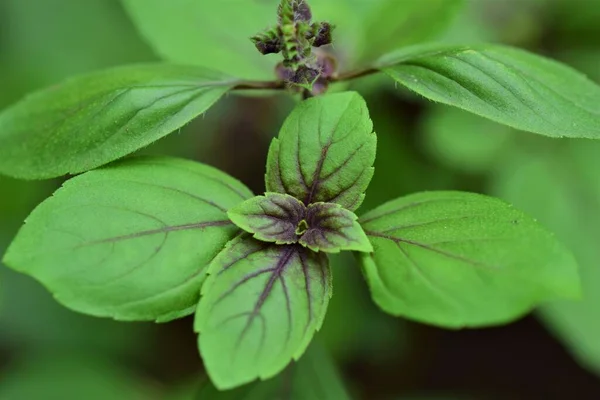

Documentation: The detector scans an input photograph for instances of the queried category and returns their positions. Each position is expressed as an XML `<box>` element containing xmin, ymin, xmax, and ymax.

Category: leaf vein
<box><xmin>76</xmin><ymin>219</ymin><xmax>231</xmax><ymax>247</ymax></box>
<box><xmin>234</xmin><ymin>247</ymin><xmax>296</xmax><ymax>354</ymax></box>
<box><xmin>366</xmin><ymin>231</ymin><xmax>497</xmax><ymax>270</ymax></box>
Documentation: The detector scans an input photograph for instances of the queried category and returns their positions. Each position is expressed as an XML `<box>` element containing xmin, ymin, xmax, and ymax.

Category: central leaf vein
<box><xmin>279</xmin><ymin>275</ymin><xmax>293</xmax><ymax>344</ymax></box>
<box><xmin>448</xmin><ymin>54</ymin><xmax>562</xmax><ymax>129</ymax></box>
<box><xmin>87</xmin><ymin>86</ymin><xmax>203</xmax><ymax>154</ymax></box>
<box><xmin>234</xmin><ymin>246</ymin><xmax>296</xmax><ymax>354</ymax></box>
<box><xmin>359</xmin><ymin>197</ymin><xmax>470</xmax><ymax>225</ymax></box>
<box><xmin>394</xmin><ymin>239</ymin><xmax>467</xmax><ymax>317</ymax></box>
<box><xmin>76</xmin><ymin>219</ymin><xmax>231</xmax><ymax>247</ymax></box>
<box><xmin>298</xmin><ymin>249</ymin><xmax>314</xmax><ymax>334</ymax></box>
<box><xmin>116</xmin><ymin>179</ymin><xmax>228</xmax><ymax>212</ymax></box>
<box><xmin>133</xmin><ymin>160</ymin><xmax>250</xmax><ymax>201</ymax></box>
<box><xmin>366</xmin><ymin>231</ymin><xmax>497</xmax><ymax>270</ymax></box>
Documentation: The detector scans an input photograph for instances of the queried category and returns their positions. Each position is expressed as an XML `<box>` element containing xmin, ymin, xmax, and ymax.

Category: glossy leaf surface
<box><xmin>265</xmin><ymin>91</ymin><xmax>376</xmax><ymax>211</ymax></box>
<box><xmin>381</xmin><ymin>44</ymin><xmax>600</xmax><ymax>138</ymax></box>
<box><xmin>3</xmin><ymin>157</ymin><xmax>252</xmax><ymax>321</ymax></box>
<box><xmin>358</xmin><ymin>191</ymin><xmax>580</xmax><ymax>328</ymax></box>
<box><xmin>195</xmin><ymin>236</ymin><xmax>332</xmax><ymax>389</ymax></box>
<box><xmin>0</xmin><ymin>64</ymin><xmax>233</xmax><ymax>179</ymax></box>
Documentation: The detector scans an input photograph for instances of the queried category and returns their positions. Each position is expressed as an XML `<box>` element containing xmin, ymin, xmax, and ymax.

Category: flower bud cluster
<box><xmin>251</xmin><ymin>0</ymin><xmax>335</xmax><ymax>94</ymax></box>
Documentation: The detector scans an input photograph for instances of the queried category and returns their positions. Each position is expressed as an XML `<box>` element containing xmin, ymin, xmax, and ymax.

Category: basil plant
<box><xmin>1</xmin><ymin>0</ymin><xmax>596</xmax><ymax>393</ymax></box>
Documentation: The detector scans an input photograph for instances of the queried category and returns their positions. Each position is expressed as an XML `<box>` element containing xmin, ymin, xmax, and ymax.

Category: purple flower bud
<box><xmin>250</xmin><ymin>34</ymin><xmax>282</xmax><ymax>55</ymax></box>
<box><xmin>312</xmin><ymin>22</ymin><xmax>333</xmax><ymax>47</ymax></box>
<box><xmin>316</xmin><ymin>53</ymin><xmax>337</xmax><ymax>79</ymax></box>
<box><xmin>293</xmin><ymin>65</ymin><xmax>320</xmax><ymax>85</ymax></box>
<box><xmin>310</xmin><ymin>78</ymin><xmax>329</xmax><ymax>96</ymax></box>
<box><xmin>275</xmin><ymin>62</ymin><xmax>296</xmax><ymax>82</ymax></box>
<box><xmin>295</xmin><ymin>0</ymin><xmax>312</xmax><ymax>22</ymax></box>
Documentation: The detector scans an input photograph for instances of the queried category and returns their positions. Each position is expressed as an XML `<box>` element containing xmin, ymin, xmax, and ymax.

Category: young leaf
<box><xmin>265</xmin><ymin>91</ymin><xmax>376</xmax><ymax>211</ymax></box>
<box><xmin>227</xmin><ymin>193</ymin><xmax>305</xmax><ymax>245</ymax></box>
<box><xmin>227</xmin><ymin>193</ymin><xmax>372</xmax><ymax>253</ymax></box>
<box><xmin>0</xmin><ymin>64</ymin><xmax>233</xmax><ymax>179</ymax></box>
<box><xmin>195</xmin><ymin>236</ymin><xmax>332</xmax><ymax>390</ymax></box>
<box><xmin>358</xmin><ymin>191</ymin><xmax>580</xmax><ymax>328</ymax></box>
<box><xmin>300</xmin><ymin>202</ymin><xmax>372</xmax><ymax>253</ymax></box>
<box><xmin>358</xmin><ymin>0</ymin><xmax>464</xmax><ymax>63</ymax></box>
<box><xmin>3</xmin><ymin>156</ymin><xmax>253</xmax><ymax>322</ymax></box>
<box><xmin>379</xmin><ymin>44</ymin><xmax>600</xmax><ymax>138</ymax></box>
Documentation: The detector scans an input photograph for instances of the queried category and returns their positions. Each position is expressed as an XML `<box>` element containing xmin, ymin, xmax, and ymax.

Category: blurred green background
<box><xmin>1</xmin><ymin>0</ymin><xmax>599</xmax><ymax>399</ymax></box>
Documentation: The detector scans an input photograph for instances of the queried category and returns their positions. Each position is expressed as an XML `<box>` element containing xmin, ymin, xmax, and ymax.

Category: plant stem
<box><xmin>331</xmin><ymin>68</ymin><xmax>378</xmax><ymax>82</ymax></box>
<box><xmin>231</xmin><ymin>67</ymin><xmax>379</xmax><ymax>92</ymax></box>
<box><xmin>232</xmin><ymin>81</ymin><xmax>287</xmax><ymax>90</ymax></box>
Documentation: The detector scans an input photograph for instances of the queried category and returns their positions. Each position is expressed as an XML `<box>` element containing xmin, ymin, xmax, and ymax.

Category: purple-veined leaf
<box><xmin>227</xmin><ymin>193</ymin><xmax>305</xmax><ymax>245</ymax></box>
<box><xmin>195</xmin><ymin>236</ymin><xmax>332</xmax><ymax>389</ymax></box>
<box><xmin>228</xmin><ymin>193</ymin><xmax>372</xmax><ymax>253</ymax></box>
<box><xmin>300</xmin><ymin>202</ymin><xmax>372</xmax><ymax>253</ymax></box>
<box><xmin>358</xmin><ymin>191</ymin><xmax>580</xmax><ymax>328</ymax></box>
<box><xmin>3</xmin><ymin>156</ymin><xmax>253</xmax><ymax>321</ymax></box>
<box><xmin>265</xmin><ymin>91</ymin><xmax>376</xmax><ymax>212</ymax></box>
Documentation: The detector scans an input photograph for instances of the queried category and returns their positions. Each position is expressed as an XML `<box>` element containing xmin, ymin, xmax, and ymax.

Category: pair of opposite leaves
<box><xmin>3</xmin><ymin>92</ymin><xmax>580</xmax><ymax>389</ymax></box>
<box><xmin>2</xmin><ymin>46</ymin><xmax>600</xmax><ymax>181</ymax></box>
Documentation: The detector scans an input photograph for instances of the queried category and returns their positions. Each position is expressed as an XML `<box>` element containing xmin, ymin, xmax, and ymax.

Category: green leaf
<box><xmin>265</xmin><ymin>91</ymin><xmax>376</xmax><ymax>211</ymax></box>
<box><xmin>490</xmin><ymin>138</ymin><xmax>600</xmax><ymax>375</ymax></box>
<box><xmin>227</xmin><ymin>193</ymin><xmax>372</xmax><ymax>253</ymax></box>
<box><xmin>300</xmin><ymin>202</ymin><xmax>372</xmax><ymax>253</ymax></box>
<box><xmin>0</xmin><ymin>64</ymin><xmax>233</xmax><ymax>179</ymax></box>
<box><xmin>358</xmin><ymin>191</ymin><xmax>580</xmax><ymax>328</ymax></box>
<box><xmin>3</xmin><ymin>156</ymin><xmax>252</xmax><ymax>322</ymax></box>
<box><xmin>358</xmin><ymin>0</ymin><xmax>464</xmax><ymax>63</ymax></box>
<box><xmin>195</xmin><ymin>236</ymin><xmax>332</xmax><ymax>389</ymax></box>
<box><xmin>195</xmin><ymin>341</ymin><xmax>351</xmax><ymax>400</ymax></box>
<box><xmin>228</xmin><ymin>193</ymin><xmax>305</xmax><ymax>245</ymax></box>
<box><xmin>380</xmin><ymin>44</ymin><xmax>600</xmax><ymax>138</ymax></box>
